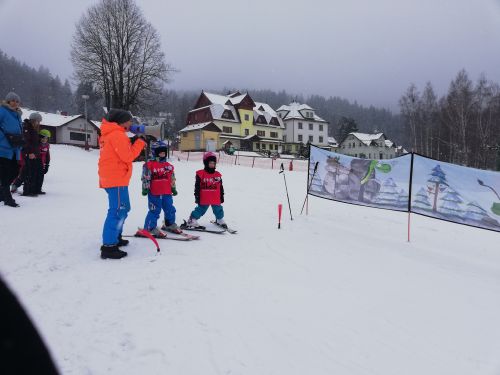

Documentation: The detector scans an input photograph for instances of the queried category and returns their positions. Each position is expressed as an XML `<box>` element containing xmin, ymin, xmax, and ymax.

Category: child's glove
<box><xmin>171</xmin><ymin>186</ymin><xmax>178</xmax><ymax>196</ymax></box>
<box><xmin>142</xmin><ymin>188</ymin><xmax>149</xmax><ymax>196</ymax></box>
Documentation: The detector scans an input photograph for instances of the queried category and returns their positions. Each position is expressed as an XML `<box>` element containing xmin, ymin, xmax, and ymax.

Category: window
<box><xmin>244</xmin><ymin>114</ymin><xmax>250</xmax><ymax>121</ymax></box>
<box><xmin>222</xmin><ymin>126</ymin><xmax>232</xmax><ymax>133</ymax></box>
<box><xmin>283</xmin><ymin>135</ymin><xmax>287</xmax><ymax>142</ymax></box>
<box><xmin>182</xmin><ymin>132</ymin><xmax>188</xmax><ymax>137</ymax></box>
<box><xmin>270</xmin><ymin>131</ymin><xmax>278</xmax><ymax>138</ymax></box>
<box><xmin>359</xmin><ymin>142</ymin><xmax>363</xmax><ymax>147</ymax></box>
<box><xmin>257</xmin><ymin>130</ymin><xmax>265</xmax><ymax>137</ymax></box>
<box><xmin>348</xmin><ymin>143</ymin><xmax>351</xmax><ymax>148</ymax></box>
<box><xmin>244</xmin><ymin>128</ymin><xmax>249</xmax><ymax>136</ymax></box>
<box><xmin>309</xmin><ymin>123</ymin><xmax>313</xmax><ymax>130</ymax></box>
<box><xmin>355</xmin><ymin>153</ymin><xmax>358</xmax><ymax>157</ymax></box>
<box><xmin>298</xmin><ymin>134</ymin><xmax>303</xmax><ymax>142</ymax></box>
<box><xmin>256</xmin><ymin>143</ymin><xmax>260</xmax><ymax>149</ymax></box>
<box><xmin>368</xmin><ymin>153</ymin><xmax>371</xmax><ymax>158</ymax></box>
<box><xmin>222</xmin><ymin>110</ymin><xmax>234</xmax><ymax>119</ymax></box>
<box><xmin>308</xmin><ymin>135</ymin><xmax>313</xmax><ymax>143</ymax></box>
<box><xmin>352</xmin><ymin>142</ymin><xmax>355</xmax><ymax>148</ymax></box>
<box><xmin>319</xmin><ymin>124</ymin><xmax>323</xmax><ymax>131</ymax></box>
<box><xmin>379</xmin><ymin>153</ymin><xmax>383</xmax><ymax>159</ymax></box>
<box><xmin>298</xmin><ymin>122</ymin><xmax>303</xmax><ymax>129</ymax></box>
<box><xmin>319</xmin><ymin>136</ymin><xmax>323</xmax><ymax>143</ymax></box>
<box><xmin>262</xmin><ymin>144</ymin><xmax>266</xmax><ymax>150</ymax></box>
<box><xmin>70</xmin><ymin>132</ymin><xmax>86</xmax><ymax>141</ymax></box>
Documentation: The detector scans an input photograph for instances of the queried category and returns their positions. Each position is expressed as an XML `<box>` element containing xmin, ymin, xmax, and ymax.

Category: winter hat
<box><xmin>203</xmin><ymin>151</ymin><xmax>217</xmax><ymax>167</ymax></box>
<box><xmin>39</xmin><ymin>129</ymin><xmax>51</xmax><ymax>138</ymax></box>
<box><xmin>107</xmin><ymin>109</ymin><xmax>132</xmax><ymax>124</ymax></box>
<box><xmin>5</xmin><ymin>92</ymin><xmax>20</xmax><ymax>103</ymax></box>
<box><xmin>29</xmin><ymin>112</ymin><xmax>42</xmax><ymax>122</ymax></box>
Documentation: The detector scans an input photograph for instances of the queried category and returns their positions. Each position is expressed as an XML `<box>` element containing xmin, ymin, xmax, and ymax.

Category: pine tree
<box><xmin>427</xmin><ymin>164</ymin><xmax>449</xmax><ymax>212</ymax></box>
<box><xmin>463</xmin><ymin>201</ymin><xmax>489</xmax><ymax>222</ymax></box>
<box><xmin>439</xmin><ymin>188</ymin><xmax>464</xmax><ymax>218</ymax></box>
<box><xmin>375</xmin><ymin>178</ymin><xmax>400</xmax><ymax>206</ymax></box>
<box><xmin>413</xmin><ymin>187</ymin><xmax>432</xmax><ymax>211</ymax></box>
<box><xmin>397</xmin><ymin>189</ymin><xmax>409</xmax><ymax>209</ymax></box>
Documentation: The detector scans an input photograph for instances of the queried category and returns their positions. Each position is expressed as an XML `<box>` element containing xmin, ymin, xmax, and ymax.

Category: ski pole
<box><xmin>123</xmin><ymin>229</ymin><xmax>160</xmax><ymax>252</ymax></box>
<box><xmin>300</xmin><ymin>162</ymin><xmax>319</xmax><ymax>215</ymax></box>
<box><xmin>279</xmin><ymin>163</ymin><xmax>293</xmax><ymax>221</ymax></box>
<box><xmin>278</xmin><ymin>203</ymin><xmax>283</xmax><ymax>229</ymax></box>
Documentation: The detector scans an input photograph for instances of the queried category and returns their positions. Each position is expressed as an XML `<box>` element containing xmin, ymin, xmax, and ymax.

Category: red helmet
<box><xmin>203</xmin><ymin>152</ymin><xmax>217</xmax><ymax>162</ymax></box>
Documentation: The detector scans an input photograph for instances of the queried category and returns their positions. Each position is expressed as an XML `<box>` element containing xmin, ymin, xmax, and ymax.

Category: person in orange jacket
<box><xmin>98</xmin><ymin>109</ymin><xmax>146</xmax><ymax>260</ymax></box>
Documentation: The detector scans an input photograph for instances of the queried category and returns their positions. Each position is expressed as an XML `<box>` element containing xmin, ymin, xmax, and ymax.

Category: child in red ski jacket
<box><xmin>186</xmin><ymin>152</ymin><xmax>227</xmax><ymax>228</ymax></box>
<box><xmin>137</xmin><ymin>141</ymin><xmax>178</xmax><ymax>238</ymax></box>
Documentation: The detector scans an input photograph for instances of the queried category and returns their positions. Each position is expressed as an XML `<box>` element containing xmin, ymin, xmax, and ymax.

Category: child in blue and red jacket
<box><xmin>137</xmin><ymin>141</ymin><xmax>178</xmax><ymax>238</ymax></box>
<box><xmin>186</xmin><ymin>152</ymin><xmax>227</xmax><ymax>228</ymax></box>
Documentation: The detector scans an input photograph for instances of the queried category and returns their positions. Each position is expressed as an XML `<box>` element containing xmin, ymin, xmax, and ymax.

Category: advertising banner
<box><xmin>411</xmin><ymin>155</ymin><xmax>500</xmax><ymax>232</ymax></box>
<box><xmin>309</xmin><ymin>146</ymin><xmax>412</xmax><ymax>212</ymax></box>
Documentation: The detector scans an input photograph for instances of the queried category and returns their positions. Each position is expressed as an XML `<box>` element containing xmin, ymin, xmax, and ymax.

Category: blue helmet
<box><xmin>151</xmin><ymin>141</ymin><xmax>168</xmax><ymax>157</ymax></box>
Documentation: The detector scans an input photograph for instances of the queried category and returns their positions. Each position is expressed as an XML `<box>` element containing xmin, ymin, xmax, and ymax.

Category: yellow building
<box><xmin>179</xmin><ymin>91</ymin><xmax>284</xmax><ymax>153</ymax></box>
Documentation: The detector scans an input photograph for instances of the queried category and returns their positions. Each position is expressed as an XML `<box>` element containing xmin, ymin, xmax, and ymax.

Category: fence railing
<box><xmin>171</xmin><ymin>151</ymin><xmax>309</xmax><ymax>172</ymax></box>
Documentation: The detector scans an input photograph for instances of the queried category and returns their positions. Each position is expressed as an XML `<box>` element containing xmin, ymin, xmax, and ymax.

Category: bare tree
<box><xmin>399</xmin><ymin>83</ymin><xmax>421</xmax><ymax>152</ymax></box>
<box><xmin>420</xmin><ymin>82</ymin><xmax>438</xmax><ymax>158</ymax></box>
<box><xmin>71</xmin><ymin>0</ymin><xmax>174</xmax><ymax>111</ymax></box>
<box><xmin>442</xmin><ymin>70</ymin><xmax>475</xmax><ymax>165</ymax></box>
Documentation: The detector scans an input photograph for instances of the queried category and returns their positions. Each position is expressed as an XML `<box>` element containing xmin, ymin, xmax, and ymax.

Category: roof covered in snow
<box><xmin>347</xmin><ymin>132</ymin><xmax>386</xmax><ymax>146</ymax></box>
<box><xmin>328</xmin><ymin>136</ymin><xmax>338</xmax><ymax>146</ymax></box>
<box><xmin>276</xmin><ymin>102</ymin><xmax>327</xmax><ymax>123</ymax></box>
<box><xmin>21</xmin><ymin>107</ymin><xmax>91</xmax><ymax>128</ymax></box>
<box><xmin>179</xmin><ymin>122</ymin><xmax>221</xmax><ymax>133</ymax></box>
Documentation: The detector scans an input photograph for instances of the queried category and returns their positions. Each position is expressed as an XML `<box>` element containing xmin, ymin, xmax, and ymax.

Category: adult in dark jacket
<box><xmin>22</xmin><ymin>112</ymin><xmax>44</xmax><ymax>196</ymax></box>
<box><xmin>0</xmin><ymin>92</ymin><xmax>23</xmax><ymax>207</ymax></box>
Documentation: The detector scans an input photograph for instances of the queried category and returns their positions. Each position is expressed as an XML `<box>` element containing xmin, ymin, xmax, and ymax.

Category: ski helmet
<box><xmin>203</xmin><ymin>151</ymin><xmax>217</xmax><ymax>165</ymax></box>
<box><xmin>151</xmin><ymin>141</ymin><xmax>168</xmax><ymax>157</ymax></box>
<box><xmin>39</xmin><ymin>129</ymin><xmax>51</xmax><ymax>138</ymax></box>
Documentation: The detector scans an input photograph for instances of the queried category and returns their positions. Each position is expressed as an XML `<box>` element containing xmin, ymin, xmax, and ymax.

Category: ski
<box><xmin>180</xmin><ymin>220</ymin><xmax>226</xmax><ymax>234</ymax></box>
<box><xmin>210</xmin><ymin>220</ymin><xmax>238</xmax><ymax>234</ymax></box>
<box><xmin>163</xmin><ymin>231</ymin><xmax>200</xmax><ymax>240</ymax></box>
<box><xmin>160</xmin><ymin>226</ymin><xmax>200</xmax><ymax>240</ymax></box>
<box><xmin>122</xmin><ymin>233</ymin><xmax>191</xmax><ymax>242</ymax></box>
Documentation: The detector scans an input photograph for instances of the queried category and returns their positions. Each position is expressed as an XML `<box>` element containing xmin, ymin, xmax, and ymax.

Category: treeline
<box><xmin>400</xmin><ymin>69</ymin><xmax>500</xmax><ymax>170</ymax></box>
<box><xmin>0</xmin><ymin>50</ymin><xmax>73</xmax><ymax>113</ymax></box>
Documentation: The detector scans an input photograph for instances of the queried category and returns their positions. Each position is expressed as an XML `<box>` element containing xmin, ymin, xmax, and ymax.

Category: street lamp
<box><xmin>82</xmin><ymin>94</ymin><xmax>90</xmax><ymax>150</ymax></box>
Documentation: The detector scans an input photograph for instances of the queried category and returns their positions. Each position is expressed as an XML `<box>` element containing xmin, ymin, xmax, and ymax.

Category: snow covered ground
<box><xmin>1</xmin><ymin>144</ymin><xmax>500</xmax><ymax>375</ymax></box>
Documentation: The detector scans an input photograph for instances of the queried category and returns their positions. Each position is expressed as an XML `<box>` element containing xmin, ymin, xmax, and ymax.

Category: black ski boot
<box><xmin>117</xmin><ymin>235</ymin><xmax>129</xmax><ymax>247</ymax></box>
<box><xmin>100</xmin><ymin>245</ymin><xmax>127</xmax><ymax>259</ymax></box>
<box><xmin>2</xmin><ymin>186</ymin><xmax>19</xmax><ymax>207</ymax></box>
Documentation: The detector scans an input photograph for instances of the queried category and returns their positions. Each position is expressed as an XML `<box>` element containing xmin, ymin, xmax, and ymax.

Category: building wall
<box><xmin>338</xmin><ymin>134</ymin><xmax>396</xmax><ymax>159</ymax></box>
<box><xmin>180</xmin><ymin>130</ymin><xmax>220</xmax><ymax>151</ymax></box>
<box><xmin>238</xmin><ymin>109</ymin><xmax>253</xmax><ymax>136</ymax></box>
<box><xmin>283</xmin><ymin>118</ymin><xmax>328</xmax><ymax>146</ymax></box>
<box><xmin>213</xmin><ymin>120</ymin><xmax>241</xmax><ymax>138</ymax></box>
<box><xmin>253</xmin><ymin>124</ymin><xmax>283</xmax><ymax>141</ymax></box>
<box><xmin>56</xmin><ymin>118</ymin><xmax>99</xmax><ymax>147</ymax></box>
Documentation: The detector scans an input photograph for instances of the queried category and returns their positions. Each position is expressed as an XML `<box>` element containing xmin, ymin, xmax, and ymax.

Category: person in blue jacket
<box><xmin>0</xmin><ymin>92</ymin><xmax>23</xmax><ymax>207</ymax></box>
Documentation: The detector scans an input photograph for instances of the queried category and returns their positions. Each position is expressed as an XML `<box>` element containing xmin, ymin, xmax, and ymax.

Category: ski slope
<box><xmin>1</xmin><ymin>145</ymin><xmax>499</xmax><ymax>375</ymax></box>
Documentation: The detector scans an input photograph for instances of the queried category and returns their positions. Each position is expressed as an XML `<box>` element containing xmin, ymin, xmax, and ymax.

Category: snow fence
<box><xmin>309</xmin><ymin>145</ymin><xmax>500</xmax><ymax>233</ymax></box>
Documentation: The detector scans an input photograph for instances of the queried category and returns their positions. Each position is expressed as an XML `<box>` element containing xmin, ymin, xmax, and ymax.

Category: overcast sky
<box><xmin>1</xmin><ymin>0</ymin><xmax>500</xmax><ymax>110</ymax></box>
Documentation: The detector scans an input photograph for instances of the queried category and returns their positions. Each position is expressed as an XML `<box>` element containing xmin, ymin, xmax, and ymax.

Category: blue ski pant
<box><xmin>102</xmin><ymin>186</ymin><xmax>130</xmax><ymax>246</ymax></box>
<box><xmin>144</xmin><ymin>193</ymin><xmax>176</xmax><ymax>230</ymax></box>
<box><xmin>190</xmin><ymin>204</ymin><xmax>224</xmax><ymax>220</ymax></box>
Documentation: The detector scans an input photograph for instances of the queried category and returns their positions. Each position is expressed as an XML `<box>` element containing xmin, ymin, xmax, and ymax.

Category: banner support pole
<box><xmin>407</xmin><ymin>151</ymin><xmax>415</xmax><ymax>243</ymax></box>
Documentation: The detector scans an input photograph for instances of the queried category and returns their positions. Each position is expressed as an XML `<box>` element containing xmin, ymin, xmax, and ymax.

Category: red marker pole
<box><xmin>278</xmin><ymin>203</ymin><xmax>283</xmax><ymax>229</ymax></box>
